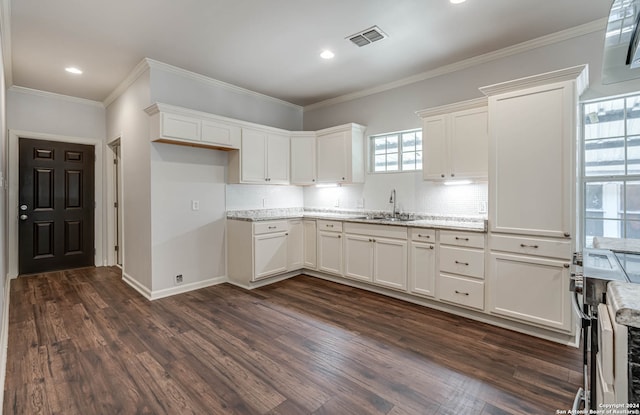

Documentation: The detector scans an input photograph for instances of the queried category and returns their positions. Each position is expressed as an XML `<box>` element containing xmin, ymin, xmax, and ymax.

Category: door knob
<box><xmin>20</xmin><ymin>204</ymin><xmax>27</xmax><ymax>211</ymax></box>
<box><xmin>19</xmin><ymin>214</ymin><xmax>28</xmax><ymax>221</ymax></box>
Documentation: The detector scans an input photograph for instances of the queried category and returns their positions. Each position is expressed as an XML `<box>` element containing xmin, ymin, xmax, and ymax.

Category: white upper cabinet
<box><xmin>229</xmin><ymin>127</ymin><xmax>290</xmax><ymax>184</ymax></box>
<box><xmin>145</xmin><ymin>103</ymin><xmax>240</xmax><ymax>150</ymax></box>
<box><xmin>290</xmin><ymin>132</ymin><xmax>317</xmax><ymax>185</ymax></box>
<box><xmin>316</xmin><ymin>123</ymin><xmax>366</xmax><ymax>184</ymax></box>
<box><xmin>480</xmin><ymin>65</ymin><xmax>588</xmax><ymax>238</ymax></box>
<box><xmin>417</xmin><ymin>98</ymin><xmax>488</xmax><ymax>181</ymax></box>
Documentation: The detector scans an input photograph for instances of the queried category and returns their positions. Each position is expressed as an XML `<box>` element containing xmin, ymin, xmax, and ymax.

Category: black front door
<box><xmin>19</xmin><ymin>138</ymin><xmax>95</xmax><ymax>274</ymax></box>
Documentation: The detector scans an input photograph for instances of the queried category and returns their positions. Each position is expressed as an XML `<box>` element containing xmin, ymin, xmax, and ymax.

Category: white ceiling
<box><xmin>8</xmin><ymin>0</ymin><xmax>612</xmax><ymax>107</ymax></box>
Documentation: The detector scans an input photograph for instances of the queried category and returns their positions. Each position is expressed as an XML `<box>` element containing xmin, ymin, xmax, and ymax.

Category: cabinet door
<box><xmin>287</xmin><ymin>220</ymin><xmax>304</xmax><ymax>271</ymax></box>
<box><xmin>317</xmin><ymin>132</ymin><xmax>348</xmax><ymax>183</ymax></box>
<box><xmin>161</xmin><ymin>113</ymin><xmax>200</xmax><ymax>142</ymax></box>
<box><xmin>422</xmin><ymin>115</ymin><xmax>448</xmax><ymax>180</ymax></box>
<box><xmin>291</xmin><ymin>134</ymin><xmax>317</xmax><ymax>185</ymax></box>
<box><xmin>449</xmin><ymin>107</ymin><xmax>488</xmax><ymax>179</ymax></box>
<box><xmin>303</xmin><ymin>220</ymin><xmax>317</xmax><ymax>269</ymax></box>
<box><xmin>318</xmin><ymin>231</ymin><xmax>343</xmax><ymax>275</ymax></box>
<box><xmin>241</xmin><ymin>128</ymin><xmax>267</xmax><ymax>183</ymax></box>
<box><xmin>488</xmin><ymin>252</ymin><xmax>572</xmax><ymax>332</ymax></box>
<box><xmin>201</xmin><ymin>119</ymin><xmax>240</xmax><ymax>149</ymax></box>
<box><xmin>490</xmin><ymin>80</ymin><xmax>574</xmax><ymax>237</ymax></box>
<box><xmin>254</xmin><ymin>232</ymin><xmax>288</xmax><ymax>281</ymax></box>
<box><xmin>267</xmin><ymin>133</ymin><xmax>290</xmax><ymax>184</ymax></box>
<box><xmin>344</xmin><ymin>234</ymin><xmax>374</xmax><ymax>282</ymax></box>
<box><xmin>373</xmin><ymin>237</ymin><xmax>408</xmax><ymax>290</ymax></box>
<box><xmin>409</xmin><ymin>242</ymin><xmax>436</xmax><ymax>297</ymax></box>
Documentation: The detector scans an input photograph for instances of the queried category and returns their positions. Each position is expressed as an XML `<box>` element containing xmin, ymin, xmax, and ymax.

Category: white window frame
<box><xmin>369</xmin><ymin>128</ymin><xmax>422</xmax><ymax>173</ymax></box>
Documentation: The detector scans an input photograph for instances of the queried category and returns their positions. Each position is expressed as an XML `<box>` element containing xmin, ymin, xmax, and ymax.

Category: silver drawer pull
<box><xmin>418</xmin><ymin>234</ymin><xmax>431</xmax><ymax>239</ymax></box>
<box><xmin>455</xmin><ymin>237</ymin><xmax>469</xmax><ymax>241</ymax></box>
<box><xmin>268</xmin><ymin>226</ymin><xmax>276</xmax><ymax>229</ymax></box>
<box><xmin>327</xmin><ymin>224</ymin><xmax>334</xmax><ymax>228</ymax></box>
<box><xmin>454</xmin><ymin>260</ymin><xmax>469</xmax><ymax>266</ymax></box>
<box><xmin>455</xmin><ymin>290</ymin><xmax>470</xmax><ymax>296</ymax></box>
<box><xmin>520</xmin><ymin>243</ymin><xmax>539</xmax><ymax>248</ymax></box>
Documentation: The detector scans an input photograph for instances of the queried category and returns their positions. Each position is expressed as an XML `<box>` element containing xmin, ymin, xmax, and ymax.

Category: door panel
<box><xmin>19</xmin><ymin>138</ymin><xmax>95</xmax><ymax>274</ymax></box>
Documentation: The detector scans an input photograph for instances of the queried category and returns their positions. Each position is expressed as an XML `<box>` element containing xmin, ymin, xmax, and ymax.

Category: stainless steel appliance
<box><xmin>570</xmin><ymin>249</ymin><xmax>631</xmax><ymax>411</ymax></box>
<box><xmin>603</xmin><ymin>0</ymin><xmax>640</xmax><ymax>84</ymax></box>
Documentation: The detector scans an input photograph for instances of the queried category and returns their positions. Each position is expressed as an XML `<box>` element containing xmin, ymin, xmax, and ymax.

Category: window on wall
<box><xmin>583</xmin><ymin>94</ymin><xmax>640</xmax><ymax>247</ymax></box>
<box><xmin>370</xmin><ymin>129</ymin><xmax>422</xmax><ymax>172</ymax></box>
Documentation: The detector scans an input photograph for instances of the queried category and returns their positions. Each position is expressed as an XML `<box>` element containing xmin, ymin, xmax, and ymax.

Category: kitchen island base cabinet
<box><xmin>488</xmin><ymin>252</ymin><xmax>572</xmax><ymax>332</ymax></box>
<box><xmin>228</xmin><ymin>219</ymin><xmax>303</xmax><ymax>287</ymax></box>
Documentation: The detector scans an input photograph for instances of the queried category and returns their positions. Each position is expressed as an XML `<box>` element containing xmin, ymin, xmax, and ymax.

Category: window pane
<box><xmin>402</xmin><ymin>151</ymin><xmax>417</xmax><ymax>171</ymax></box>
<box><xmin>626</xmin><ymin>182</ymin><xmax>640</xmax><ymax>213</ymax></box>
<box><xmin>626</xmin><ymin>220</ymin><xmax>640</xmax><ymax>239</ymax></box>
<box><xmin>402</xmin><ymin>132</ymin><xmax>417</xmax><ymax>152</ymax></box>
<box><xmin>585</xmin><ymin>218</ymin><xmax>623</xmax><ymax>242</ymax></box>
<box><xmin>387</xmin><ymin>153</ymin><xmax>398</xmax><ymax>171</ymax></box>
<box><xmin>629</xmin><ymin>136</ymin><xmax>640</xmax><ymax>174</ymax></box>
<box><xmin>374</xmin><ymin>154</ymin><xmax>387</xmax><ymax>172</ymax></box>
<box><xmin>584</xmin><ymin>98</ymin><xmax>625</xmax><ymax>140</ymax></box>
<box><xmin>584</xmin><ymin>138</ymin><xmax>625</xmax><ymax>176</ymax></box>
<box><xmin>627</xmin><ymin>96</ymin><xmax>640</xmax><ymax>135</ymax></box>
<box><xmin>374</xmin><ymin>137</ymin><xmax>387</xmax><ymax>155</ymax></box>
<box><xmin>386</xmin><ymin>136</ymin><xmax>398</xmax><ymax>153</ymax></box>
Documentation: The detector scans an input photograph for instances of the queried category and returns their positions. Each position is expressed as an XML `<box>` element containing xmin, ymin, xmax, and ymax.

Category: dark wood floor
<box><xmin>4</xmin><ymin>267</ymin><xmax>582</xmax><ymax>414</ymax></box>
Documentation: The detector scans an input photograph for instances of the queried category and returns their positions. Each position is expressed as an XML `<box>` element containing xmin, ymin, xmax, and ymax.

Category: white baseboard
<box><xmin>227</xmin><ymin>271</ymin><xmax>298</xmax><ymax>290</ymax></box>
<box><xmin>0</xmin><ymin>274</ymin><xmax>15</xmax><ymax>413</ymax></box>
<box><xmin>149</xmin><ymin>276</ymin><xmax>227</xmax><ymax>300</ymax></box>
<box><xmin>122</xmin><ymin>271</ymin><xmax>153</xmax><ymax>300</ymax></box>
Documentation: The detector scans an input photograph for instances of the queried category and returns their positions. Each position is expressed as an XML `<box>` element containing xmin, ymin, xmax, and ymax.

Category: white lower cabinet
<box><xmin>437</xmin><ymin>230</ymin><xmax>486</xmax><ymax>311</ymax></box>
<box><xmin>343</xmin><ymin>223</ymin><xmax>408</xmax><ymax>291</ymax></box>
<box><xmin>254</xmin><ymin>232</ymin><xmax>288</xmax><ymax>280</ymax></box>
<box><xmin>303</xmin><ymin>220</ymin><xmax>317</xmax><ymax>269</ymax></box>
<box><xmin>287</xmin><ymin>220</ymin><xmax>304</xmax><ymax>271</ymax></box>
<box><xmin>317</xmin><ymin>220</ymin><xmax>343</xmax><ymax>276</ymax></box>
<box><xmin>488</xmin><ymin>250</ymin><xmax>572</xmax><ymax>332</ymax></box>
<box><xmin>409</xmin><ymin>229</ymin><xmax>436</xmax><ymax>298</ymax></box>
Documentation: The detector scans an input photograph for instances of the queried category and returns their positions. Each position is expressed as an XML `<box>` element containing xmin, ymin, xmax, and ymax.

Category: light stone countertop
<box><xmin>226</xmin><ymin>208</ymin><xmax>487</xmax><ymax>232</ymax></box>
<box><xmin>607</xmin><ymin>281</ymin><xmax>640</xmax><ymax>328</ymax></box>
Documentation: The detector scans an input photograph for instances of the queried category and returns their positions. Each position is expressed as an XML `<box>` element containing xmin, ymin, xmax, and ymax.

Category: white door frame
<box><xmin>7</xmin><ymin>130</ymin><xmax>105</xmax><ymax>278</ymax></box>
<box><xmin>106</xmin><ymin>136</ymin><xmax>123</xmax><ymax>268</ymax></box>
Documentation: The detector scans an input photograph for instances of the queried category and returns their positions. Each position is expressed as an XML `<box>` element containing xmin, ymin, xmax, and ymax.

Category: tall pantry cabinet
<box><xmin>480</xmin><ymin>65</ymin><xmax>588</xmax><ymax>333</ymax></box>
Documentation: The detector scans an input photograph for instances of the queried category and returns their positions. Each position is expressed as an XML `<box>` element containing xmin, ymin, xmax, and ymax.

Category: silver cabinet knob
<box><xmin>19</xmin><ymin>214</ymin><xmax>28</xmax><ymax>221</ymax></box>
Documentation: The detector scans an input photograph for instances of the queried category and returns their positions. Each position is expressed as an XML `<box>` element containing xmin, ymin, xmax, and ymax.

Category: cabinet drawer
<box><xmin>438</xmin><ymin>274</ymin><xmax>484</xmax><ymax>310</ymax></box>
<box><xmin>410</xmin><ymin>228</ymin><xmax>436</xmax><ymax>242</ymax></box>
<box><xmin>254</xmin><ymin>221</ymin><xmax>289</xmax><ymax>235</ymax></box>
<box><xmin>440</xmin><ymin>230</ymin><xmax>484</xmax><ymax>248</ymax></box>
<box><xmin>440</xmin><ymin>246</ymin><xmax>485</xmax><ymax>279</ymax></box>
<box><xmin>317</xmin><ymin>220</ymin><xmax>342</xmax><ymax>232</ymax></box>
<box><xmin>490</xmin><ymin>234</ymin><xmax>571</xmax><ymax>259</ymax></box>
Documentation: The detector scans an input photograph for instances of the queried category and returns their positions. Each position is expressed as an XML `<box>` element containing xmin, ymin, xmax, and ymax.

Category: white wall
<box><xmin>7</xmin><ymin>87</ymin><xmax>105</xmax><ymax>139</ymax></box>
<box><xmin>149</xmin><ymin>61</ymin><xmax>303</xmax><ymax>131</ymax></box>
<box><xmin>151</xmin><ymin>143</ymin><xmax>227</xmax><ymax>292</ymax></box>
<box><xmin>226</xmin><ymin>184</ymin><xmax>303</xmax><ymax>211</ymax></box>
<box><xmin>106</xmin><ymin>70</ymin><xmax>153</xmax><ymax>293</ymax></box>
<box><xmin>302</xmin><ymin>27</ymin><xmax>640</xmax><ymax>218</ymax></box>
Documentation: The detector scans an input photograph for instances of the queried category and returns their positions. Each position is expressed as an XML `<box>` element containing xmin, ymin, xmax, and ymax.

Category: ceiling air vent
<box><xmin>347</xmin><ymin>26</ymin><xmax>387</xmax><ymax>47</ymax></box>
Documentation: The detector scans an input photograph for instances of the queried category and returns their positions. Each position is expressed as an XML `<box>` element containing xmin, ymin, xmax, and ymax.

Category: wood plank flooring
<box><xmin>4</xmin><ymin>267</ymin><xmax>583</xmax><ymax>414</ymax></box>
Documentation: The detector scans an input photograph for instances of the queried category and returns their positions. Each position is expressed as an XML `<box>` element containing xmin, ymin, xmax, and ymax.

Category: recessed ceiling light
<box><xmin>65</xmin><ymin>67</ymin><xmax>83</xmax><ymax>75</ymax></box>
<box><xmin>320</xmin><ymin>50</ymin><xmax>335</xmax><ymax>60</ymax></box>
<box><xmin>450</xmin><ymin>0</ymin><xmax>467</xmax><ymax>3</ymax></box>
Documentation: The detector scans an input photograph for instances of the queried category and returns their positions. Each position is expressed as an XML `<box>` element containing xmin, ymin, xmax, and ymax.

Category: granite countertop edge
<box><xmin>226</xmin><ymin>209</ymin><xmax>487</xmax><ymax>232</ymax></box>
<box><xmin>607</xmin><ymin>281</ymin><xmax>640</xmax><ymax>329</ymax></box>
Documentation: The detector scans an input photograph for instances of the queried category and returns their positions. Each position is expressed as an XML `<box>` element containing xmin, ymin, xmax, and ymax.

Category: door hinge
<box><xmin>113</xmin><ymin>158</ymin><xmax>118</xmax><ymax>165</ymax></box>
<box><xmin>114</xmin><ymin>202</ymin><xmax>118</xmax><ymax>208</ymax></box>
<box><xmin>115</xmin><ymin>245</ymin><xmax>119</xmax><ymax>252</ymax></box>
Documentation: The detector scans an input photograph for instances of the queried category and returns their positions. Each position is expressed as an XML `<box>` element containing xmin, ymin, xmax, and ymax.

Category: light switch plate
<box><xmin>191</xmin><ymin>200</ymin><xmax>200</xmax><ymax>211</ymax></box>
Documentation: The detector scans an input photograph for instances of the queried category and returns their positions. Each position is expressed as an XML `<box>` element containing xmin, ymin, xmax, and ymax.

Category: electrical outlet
<box><xmin>479</xmin><ymin>201</ymin><xmax>488</xmax><ymax>214</ymax></box>
<box><xmin>175</xmin><ymin>274</ymin><xmax>183</xmax><ymax>284</ymax></box>
<box><xmin>334</xmin><ymin>198</ymin><xmax>340</xmax><ymax>207</ymax></box>
<box><xmin>191</xmin><ymin>200</ymin><xmax>200</xmax><ymax>211</ymax></box>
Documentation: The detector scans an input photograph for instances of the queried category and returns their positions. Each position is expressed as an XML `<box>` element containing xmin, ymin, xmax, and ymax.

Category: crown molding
<box><xmin>479</xmin><ymin>65</ymin><xmax>588</xmax><ymax>96</ymax></box>
<box><xmin>303</xmin><ymin>18</ymin><xmax>607</xmax><ymax>113</ymax></box>
<box><xmin>102</xmin><ymin>58</ymin><xmax>151</xmax><ymax>107</ymax></box>
<box><xmin>9</xmin><ymin>85</ymin><xmax>105</xmax><ymax>108</ymax></box>
<box><xmin>416</xmin><ymin>97</ymin><xmax>487</xmax><ymax>118</ymax></box>
<box><xmin>144</xmin><ymin>58</ymin><xmax>302</xmax><ymax>112</ymax></box>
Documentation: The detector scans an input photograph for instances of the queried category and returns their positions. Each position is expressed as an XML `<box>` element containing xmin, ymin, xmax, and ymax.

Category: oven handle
<box><xmin>571</xmin><ymin>290</ymin><xmax>590</xmax><ymax>320</ymax></box>
<box><xmin>572</xmin><ymin>387</ymin><xmax>585</xmax><ymax>412</ymax></box>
